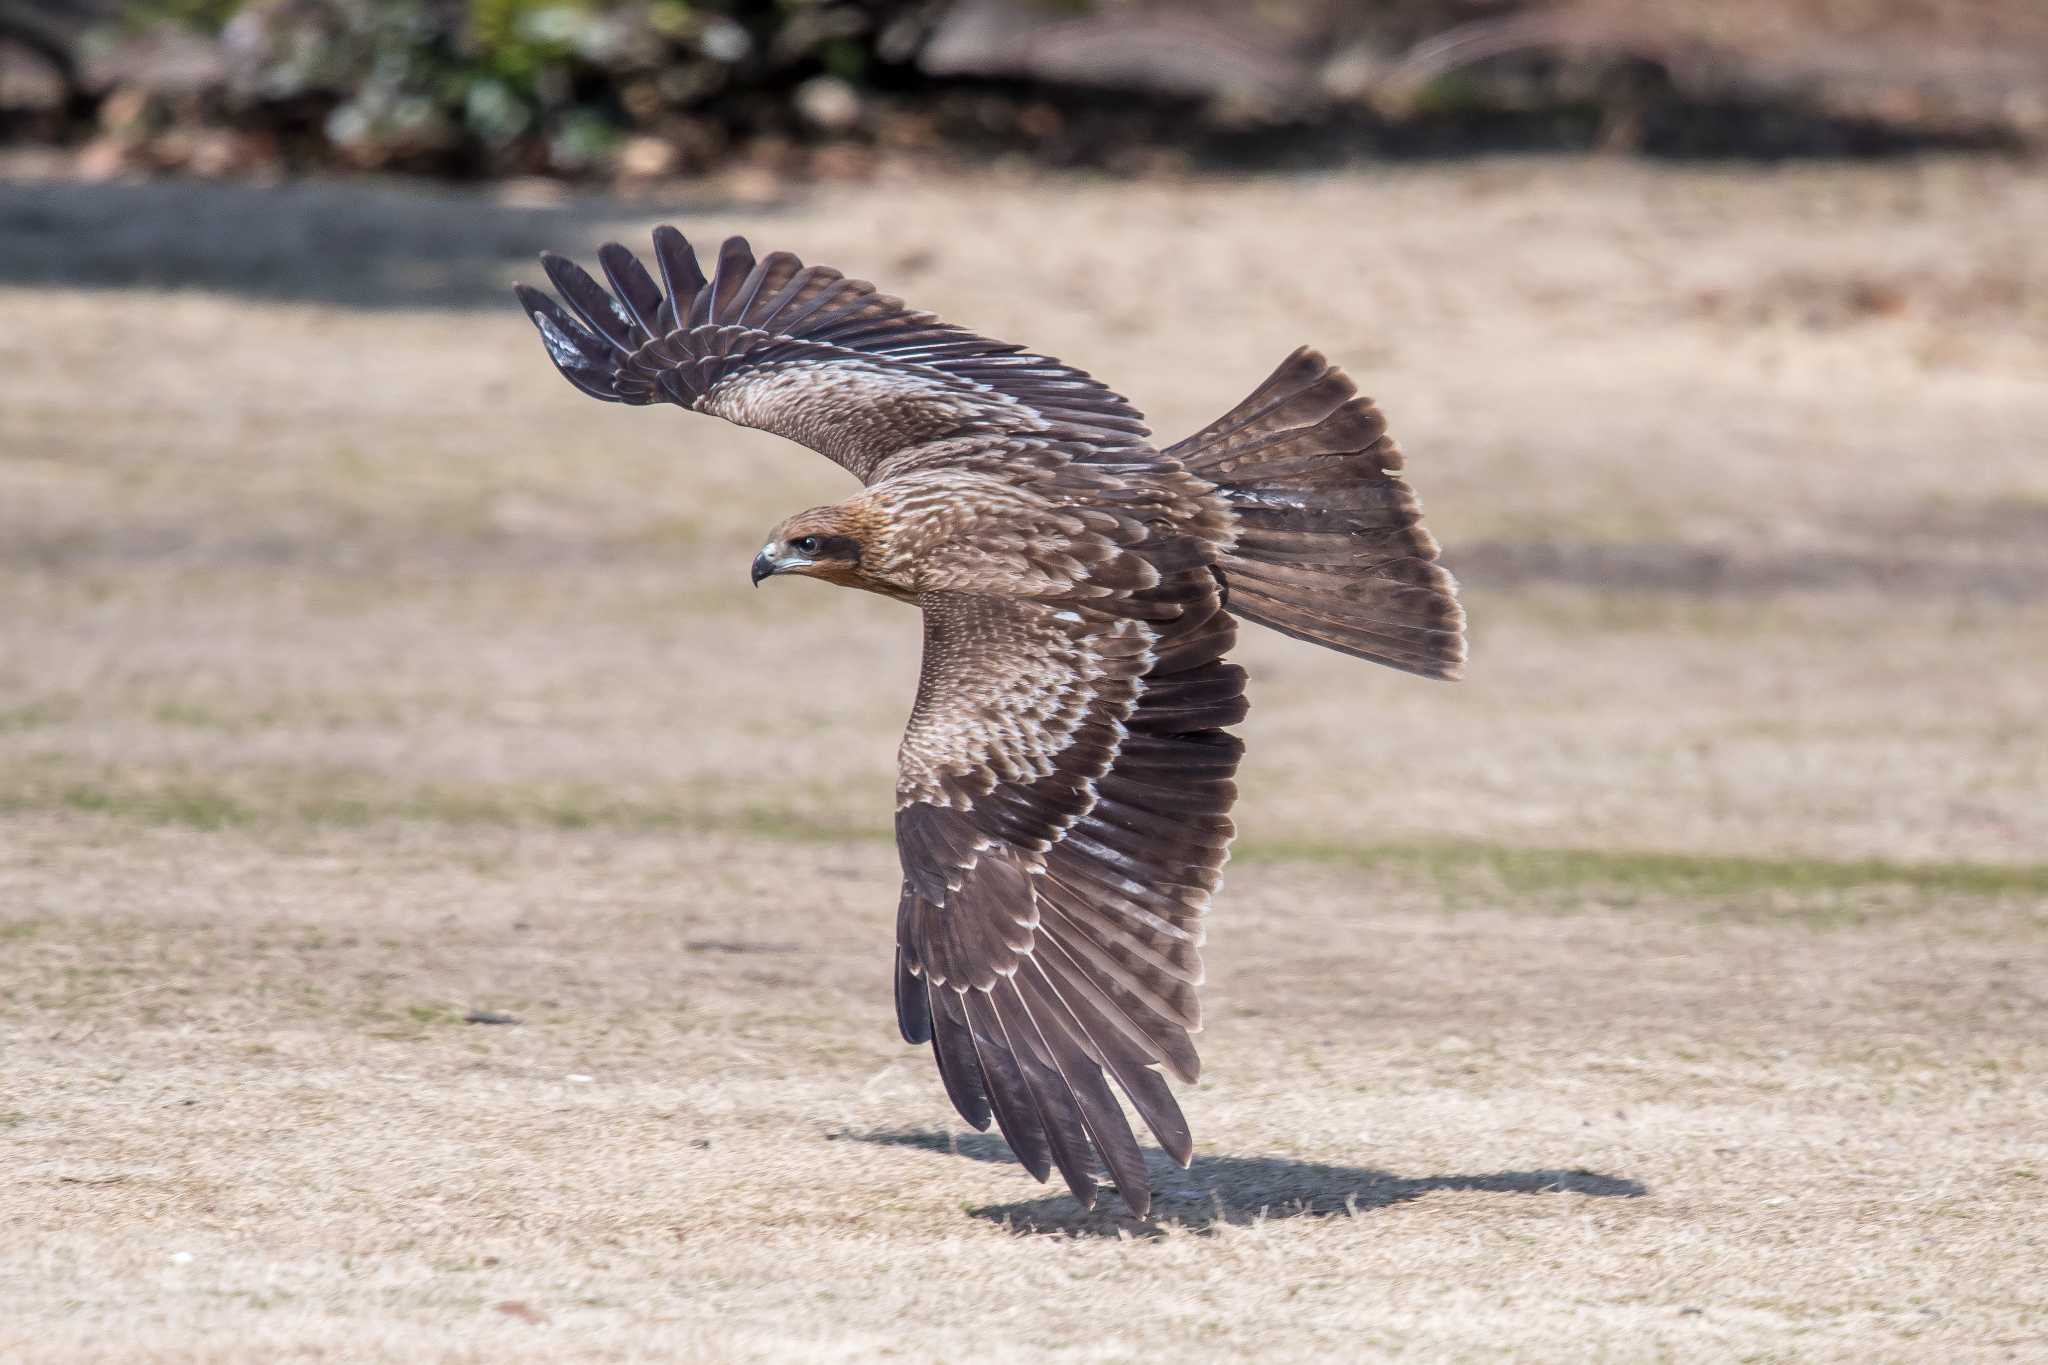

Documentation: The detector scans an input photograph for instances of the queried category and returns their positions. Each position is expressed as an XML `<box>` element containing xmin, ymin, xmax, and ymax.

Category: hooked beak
<box><xmin>750</xmin><ymin>549</ymin><xmax>777</xmax><ymax>587</ymax></box>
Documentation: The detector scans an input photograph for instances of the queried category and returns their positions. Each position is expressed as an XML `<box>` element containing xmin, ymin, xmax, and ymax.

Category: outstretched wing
<box><xmin>892</xmin><ymin>557</ymin><xmax>1245</xmax><ymax>1218</ymax></box>
<box><xmin>513</xmin><ymin>230</ymin><xmax>1150</xmax><ymax>483</ymax></box>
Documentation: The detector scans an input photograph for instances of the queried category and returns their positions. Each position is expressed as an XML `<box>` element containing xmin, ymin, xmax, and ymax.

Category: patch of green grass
<box><xmin>10</xmin><ymin>767</ymin><xmax>2044</xmax><ymax>905</ymax></box>
<box><xmin>371</xmin><ymin>787</ymin><xmax>874</xmax><ymax>841</ymax></box>
<box><xmin>0</xmin><ymin>698</ymin><xmax>76</xmax><ymax>732</ymax></box>
<box><xmin>39</xmin><ymin>769</ymin><xmax>883</xmax><ymax>843</ymax></box>
<box><xmin>357</xmin><ymin>1000</ymin><xmax>460</xmax><ymax>1041</ymax></box>
<box><xmin>57</xmin><ymin>783</ymin><xmax>254</xmax><ymax>831</ymax></box>
<box><xmin>1234</xmin><ymin>837</ymin><xmax>2048</xmax><ymax>903</ymax></box>
<box><xmin>150</xmin><ymin>700</ymin><xmax>239</xmax><ymax>731</ymax></box>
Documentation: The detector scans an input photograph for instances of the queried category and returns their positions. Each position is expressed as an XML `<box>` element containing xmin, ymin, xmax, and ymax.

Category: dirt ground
<box><xmin>2</xmin><ymin>157</ymin><xmax>2045</xmax><ymax>1361</ymax></box>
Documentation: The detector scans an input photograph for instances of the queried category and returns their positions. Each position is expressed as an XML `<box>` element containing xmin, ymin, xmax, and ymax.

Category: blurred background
<box><xmin>3</xmin><ymin>2</ymin><xmax>2045</xmax><ymax>1358</ymax></box>
<box><xmin>3</xmin><ymin>0</ymin><xmax>2042</xmax><ymax>849</ymax></box>
<box><xmin>4</xmin><ymin>0</ymin><xmax>2048</xmax><ymax>178</ymax></box>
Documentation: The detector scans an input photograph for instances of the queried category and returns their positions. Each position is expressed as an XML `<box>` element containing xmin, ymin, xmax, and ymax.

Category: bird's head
<box><xmin>751</xmin><ymin>506</ymin><xmax>869</xmax><ymax>590</ymax></box>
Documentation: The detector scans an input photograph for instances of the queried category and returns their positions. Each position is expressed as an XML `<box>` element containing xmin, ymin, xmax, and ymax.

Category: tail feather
<box><xmin>1168</xmin><ymin>348</ymin><xmax>1466</xmax><ymax>680</ymax></box>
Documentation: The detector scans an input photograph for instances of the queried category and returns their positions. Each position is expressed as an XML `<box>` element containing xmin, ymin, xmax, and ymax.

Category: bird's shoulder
<box><xmin>864</xmin><ymin>453</ymin><xmax>1214</xmax><ymax>602</ymax></box>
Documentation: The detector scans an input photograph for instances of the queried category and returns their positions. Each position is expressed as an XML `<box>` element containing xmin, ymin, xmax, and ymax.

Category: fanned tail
<box><xmin>1167</xmin><ymin>348</ymin><xmax>1466</xmax><ymax>681</ymax></box>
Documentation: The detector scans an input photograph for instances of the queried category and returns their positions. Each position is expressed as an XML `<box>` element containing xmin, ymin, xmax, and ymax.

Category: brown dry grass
<box><xmin>2</xmin><ymin>157</ymin><xmax>2046</xmax><ymax>1361</ymax></box>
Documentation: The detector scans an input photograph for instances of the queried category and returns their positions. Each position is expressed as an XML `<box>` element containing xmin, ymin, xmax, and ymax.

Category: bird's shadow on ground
<box><xmin>849</xmin><ymin>1129</ymin><xmax>1646</xmax><ymax>1239</ymax></box>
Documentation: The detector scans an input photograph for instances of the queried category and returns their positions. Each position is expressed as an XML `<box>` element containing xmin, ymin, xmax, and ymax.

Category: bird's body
<box><xmin>516</xmin><ymin>230</ymin><xmax>1464</xmax><ymax>1217</ymax></box>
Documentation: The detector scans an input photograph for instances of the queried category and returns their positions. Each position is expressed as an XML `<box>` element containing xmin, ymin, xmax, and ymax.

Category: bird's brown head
<box><xmin>751</xmin><ymin>506</ymin><xmax>870</xmax><ymax>591</ymax></box>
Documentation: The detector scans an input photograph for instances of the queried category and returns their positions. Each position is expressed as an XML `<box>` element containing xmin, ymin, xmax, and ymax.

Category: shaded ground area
<box><xmin>2</xmin><ymin>160</ymin><xmax>2046</xmax><ymax>1359</ymax></box>
<box><xmin>859</xmin><ymin>1130</ymin><xmax>1651</xmax><ymax>1234</ymax></box>
<box><xmin>0</xmin><ymin>175</ymin><xmax>770</xmax><ymax>306</ymax></box>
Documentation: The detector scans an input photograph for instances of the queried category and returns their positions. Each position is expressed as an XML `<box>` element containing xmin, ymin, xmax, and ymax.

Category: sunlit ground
<box><xmin>2</xmin><ymin>158</ymin><xmax>2044</xmax><ymax>1361</ymax></box>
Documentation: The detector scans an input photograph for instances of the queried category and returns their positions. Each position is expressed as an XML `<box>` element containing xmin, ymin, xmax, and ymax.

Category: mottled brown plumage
<box><xmin>516</xmin><ymin>230</ymin><xmax>1465</xmax><ymax>1217</ymax></box>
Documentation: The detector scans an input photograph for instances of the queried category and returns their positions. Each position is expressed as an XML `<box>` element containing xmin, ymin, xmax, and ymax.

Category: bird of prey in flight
<box><xmin>514</xmin><ymin>230</ymin><xmax>1464</xmax><ymax>1217</ymax></box>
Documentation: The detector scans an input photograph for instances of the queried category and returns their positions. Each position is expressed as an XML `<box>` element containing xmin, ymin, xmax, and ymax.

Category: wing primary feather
<box><xmin>596</xmin><ymin>242</ymin><xmax>664</xmax><ymax>338</ymax></box>
<box><xmin>1010</xmin><ymin>970</ymin><xmax>1154</xmax><ymax>1215</ymax></box>
<box><xmin>818</xmin><ymin>315</ymin><xmax>945</xmax><ymax>348</ymax></box>
<box><xmin>1040</xmin><ymin>886</ymin><xmax>1201</xmax><ymax>985</ymax></box>
<box><xmin>511</xmin><ymin>284</ymin><xmax>622</xmax><ymax>401</ymax></box>
<box><xmin>1036</xmin><ymin>898</ymin><xmax>1202</xmax><ymax>1031</ymax></box>
<box><xmin>928</xmin><ymin>987</ymin><xmax>993</xmax><ymax>1131</ymax></box>
<box><xmin>649</xmin><ymin>226</ymin><xmax>705</xmax><ymax>333</ymax></box>
<box><xmin>539</xmin><ymin>252</ymin><xmax>635</xmax><ymax>355</ymax></box>
<box><xmin>705</xmin><ymin>236</ymin><xmax>757</xmax><ymax>325</ymax></box>
<box><xmin>986</xmin><ymin>980</ymin><xmax>1100</xmax><ymax>1211</ymax></box>
<box><xmin>1027</xmin><ymin>954</ymin><xmax>1194</xmax><ymax>1166</ymax></box>
<box><xmin>962</xmin><ymin>988</ymin><xmax>1056</xmax><ymax>1184</ymax></box>
<box><xmin>895</xmin><ymin>946</ymin><xmax>932</xmax><ymax>1045</ymax></box>
<box><xmin>747</xmin><ymin>264</ymin><xmax>838</xmax><ymax>332</ymax></box>
<box><xmin>1033</xmin><ymin>930</ymin><xmax>1201</xmax><ymax>1086</ymax></box>
<box><xmin>766</xmin><ymin>270</ymin><xmax>861</xmax><ymax>333</ymax></box>
<box><xmin>727</xmin><ymin>250</ymin><xmax>794</xmax><ymax>325</ymax></box>
<box><xmin>795</xmin><ymin>289</ymin><xmax>898</xmax><ymax>339</ymax></box>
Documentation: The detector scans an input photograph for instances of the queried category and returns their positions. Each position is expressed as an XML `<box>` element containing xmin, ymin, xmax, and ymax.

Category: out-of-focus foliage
<box><xmin>122</xmin><ymin>0</ymin><xmax>242</xmax><ymax>30</ymax></box>
<box><xmin>4</xmin><ymin>0</ymin><xmax>2040</xmax><ymax>178</ymax></box>
<box><xmin>73</xmin><ymin>0</ymin><xmax>944</xmax><ymax>174</ymax></box>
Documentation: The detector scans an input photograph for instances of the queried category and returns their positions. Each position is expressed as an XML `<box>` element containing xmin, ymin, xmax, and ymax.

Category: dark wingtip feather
<box><xmin>512</xmin><ymin>281</ymin><xmax>623</xmax><ymax>402</ymax></box>
<box><xmin>963</xmin><ymin>990</ymin><xmax>1055</xmax><ymax>1183</ymax></box>
<box><xmin>540</xmin><ymin>250</ymin><xmax>637</xmax><ymax>354</ymax></box>
<box><xmin>895</xmin><ymin>948</ymin><xmax>932</xmax><ymax>1045</ymax></box>
<box><xmin>928</xmin><ymin>997</ymin><xmax>994</xmax><ymax>1132</ymax></box>
<box><xmin>596</xmin><ymin>240</ymin><xmax>665</xmax><ymax>337</ymax></box>
<box><xmin>649</xmin><ymin>225</ymin><xmax>707</xmax><ymax>331</ymax></box>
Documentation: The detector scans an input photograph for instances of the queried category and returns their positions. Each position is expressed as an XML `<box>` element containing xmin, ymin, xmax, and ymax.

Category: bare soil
<box><xmin>2</xmin><ymin>157</ymin><xmax>2045</xmax><ymax>1361</ymax></box>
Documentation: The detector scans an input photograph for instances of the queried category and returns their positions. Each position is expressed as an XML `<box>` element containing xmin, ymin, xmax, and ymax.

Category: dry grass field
<box><xmin>2</xmin><ymin>157</ymin><xmax>2046</xmax><ymax>1361</ymax></box>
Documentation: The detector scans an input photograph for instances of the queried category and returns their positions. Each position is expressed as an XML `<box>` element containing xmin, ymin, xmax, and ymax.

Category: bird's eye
<box><xmin>792</xmin><ymin>536</ymin><xmax>820</xmax><ymax>556</ymax></box>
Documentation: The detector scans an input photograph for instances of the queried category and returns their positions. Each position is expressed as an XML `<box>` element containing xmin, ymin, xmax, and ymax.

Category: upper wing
<box><xmin>513</xmin><ymin>230</ymin><xmax>1150</xmax><ymax>484</ymax></box>
<box><xmin>892</xmin><ymin>562</ymin><xmax>1245</xmax><ymax>1218</ymax></box>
